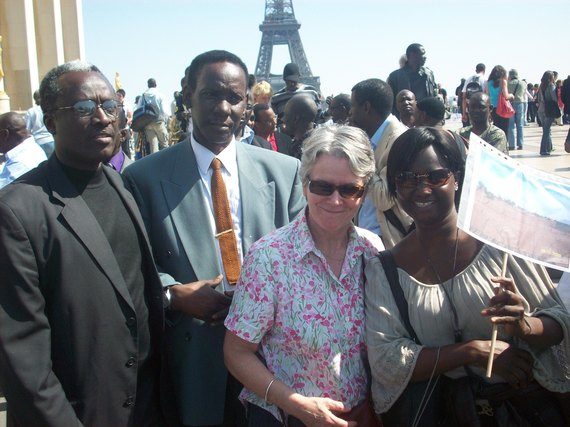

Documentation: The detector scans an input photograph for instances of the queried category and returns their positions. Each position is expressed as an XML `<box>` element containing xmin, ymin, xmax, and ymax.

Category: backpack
<box><xmin>465</xmin><ymin>77</ymin><xmax>483</xmax><ymax>99</ymax></box>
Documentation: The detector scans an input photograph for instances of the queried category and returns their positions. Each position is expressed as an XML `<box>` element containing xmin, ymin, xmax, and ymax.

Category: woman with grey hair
<box><xmin>224</xmin><ymin>125</ymin><xmax>384</xmax><ymax>426</ymax></box>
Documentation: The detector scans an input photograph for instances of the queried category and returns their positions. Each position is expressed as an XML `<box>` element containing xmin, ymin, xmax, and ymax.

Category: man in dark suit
<box><xmin>123</xmin><ymin>50</ymin><xmax>305</xmax><ymax>427</ymax></box>
<box><xmin>0</xmin><ymin>61</ymin><xmax>167</xmax><ymax>427</ymax></box>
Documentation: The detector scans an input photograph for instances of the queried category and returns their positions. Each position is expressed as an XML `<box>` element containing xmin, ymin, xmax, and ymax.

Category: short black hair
<box><xmin>351</xmin><ymin>78</ymin><xmax>393</xmax><ymax>117</ymax></box>
<box><xmin>476</xmin><ymin>63</ymin><xmax>486</xmax><ymax>73</ymax></box>
<box><xmin>406</xmin><ymin>43</ymin><xmax>424</xmax><ymax>56</ymax></box>
<box><xmin>116</xmin><ymin>88</ymin><xmax>126</xmax><ymax>97</ymax></box>
<box><xmin>185</xmin><ymin>50</ymin><xmax>248</xmax><ymax>92</ymax></box>
<box><xmin>147</xmin><ymin>78</ymin><xmax>157</xmax><ymax>88</ymax></box>
<box><xmin>386</xmin><ymin>127</ymin><xmax>466</xmax><ymax>200</ymax></box>
<box><xmin>252</xmin><ymin>103</ymin><xmax>270</xmax><ymax>121</ymax></box>
<box><xmin>333</xmin><ymin>93</ymin><xmax>351</xmax><ymax>110</ymax></box>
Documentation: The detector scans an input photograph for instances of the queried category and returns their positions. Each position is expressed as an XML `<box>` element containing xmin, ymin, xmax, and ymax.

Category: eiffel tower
<box><xmin>254</xmin><ymin>0</ymin><xmax>320</xmax><ymax>92</ymax></box>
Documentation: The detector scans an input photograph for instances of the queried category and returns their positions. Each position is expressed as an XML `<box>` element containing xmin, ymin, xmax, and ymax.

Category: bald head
<box><xmin>283</xmin><ymin>94</ymin><xmax>318</xmax><ymax>138</ymax></box>
<box><xmin>0</xmin><ymin>112</ymin><xmax>31</xmax><ymax>153</ymax></box>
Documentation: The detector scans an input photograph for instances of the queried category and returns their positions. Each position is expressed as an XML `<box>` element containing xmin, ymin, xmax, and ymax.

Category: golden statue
<box><xmin>0</xmin><ymin>36</ymin><xmax>4</xmax><ymax>80</ymax></box>
<box><xmin>114</xmin><ymin>72</ymin><xmax>122</xmax><ymax>90</ymax></box>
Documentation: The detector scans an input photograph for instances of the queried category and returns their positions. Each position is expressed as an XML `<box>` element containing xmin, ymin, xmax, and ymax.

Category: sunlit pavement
<box><xmin>0</xmin><ymin>120</ymin><xmax>568</xmax><ymax>425</ymax></box>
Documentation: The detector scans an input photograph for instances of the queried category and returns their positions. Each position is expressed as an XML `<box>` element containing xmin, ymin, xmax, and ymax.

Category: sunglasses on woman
<box><xmin>55</xmin><ymin>99</ymin><xmax>120</xmax><ymax>119</ymax></box>
<box><xmin>395</xmin><ymin>168</ymin><xmax>453</xmax><ymax>189</ymax></box>
<box><xmin>308</xmin><ymin>180</ymin><xmax>366</xmax><ymax>199</ymax></box>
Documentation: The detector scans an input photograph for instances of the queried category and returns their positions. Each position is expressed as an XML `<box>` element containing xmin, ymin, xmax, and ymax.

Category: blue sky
<box><xmin>83</xmin><ymin>0</ymin><xmax>569</xmax><ymax>107</ymax></box>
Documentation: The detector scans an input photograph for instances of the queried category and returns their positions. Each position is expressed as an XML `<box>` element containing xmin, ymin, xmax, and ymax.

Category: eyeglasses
<box><xmin>55</xmin><ymin>99</ymin><xmax>120</xmax><ymax>118</ymax></box>
<box><xmin>395</xmin><ymin>168</ymin><xmax>453</xmax><ymax>189</ymax></box>
<box><xmin>308</xmin><ymin>180</ymin><xmax>366</xmax><ymax>199</ymax></box>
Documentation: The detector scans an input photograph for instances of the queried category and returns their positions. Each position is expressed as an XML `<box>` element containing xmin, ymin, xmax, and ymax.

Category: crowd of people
<box><xmin>0</xmin><ymin>44</ymin><xmax>569</xmax><ymax>427</ymax></box>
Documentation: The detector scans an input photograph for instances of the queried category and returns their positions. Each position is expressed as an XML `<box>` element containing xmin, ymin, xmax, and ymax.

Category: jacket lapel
<box><xmin>47</xmin><ymin>158</ymin><xmax>134</xmax><ymax>309</ymax></box>
<box><xmin>236</xmin><ymin>143</ymin><xmax>275</xmax><ymax>253</ymax></box>
<box><xmin>162</xmin><ymin>142</ymin><xmax>220</xmax><ymax>279</ymax></box>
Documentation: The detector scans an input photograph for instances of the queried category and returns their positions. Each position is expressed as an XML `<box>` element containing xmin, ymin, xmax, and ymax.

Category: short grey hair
<box><xmin>39</xmin><ymin>60</ymin><xmax>102</xmax><ymax>114</ymax></box>
<box><xmin>299</xmin><ymin>125</ymin><xmax>376</xmax><ymax>186</ymax></box>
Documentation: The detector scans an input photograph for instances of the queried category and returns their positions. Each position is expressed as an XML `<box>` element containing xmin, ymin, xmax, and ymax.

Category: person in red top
<box><xmin>252</xmin><ymin>103</ymin><xmax>294</xmax><ymax>156</ymax></box>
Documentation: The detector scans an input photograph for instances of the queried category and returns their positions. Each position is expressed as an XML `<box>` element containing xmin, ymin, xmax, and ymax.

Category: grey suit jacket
<box><xmin>0</xmin><ymin>156</ymin><xmax>166</xmax><ymax>427</ymax></box>
<box><xmin>123</xmin><ymin>138</ymin><xmax>305</xmax><ymax>425</ymax></box>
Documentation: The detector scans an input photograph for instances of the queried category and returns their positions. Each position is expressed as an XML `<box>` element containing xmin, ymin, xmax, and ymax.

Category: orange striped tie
<box><xmin>210</xmin><ymin>158</ymin><xmax>240</xmax><ymax>284</ymax></box>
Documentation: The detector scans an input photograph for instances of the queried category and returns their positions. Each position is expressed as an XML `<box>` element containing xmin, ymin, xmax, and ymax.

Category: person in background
<box><xmin>281</xmin><ymin>94</ymin><xmax>317</xmax><ymax>160</ymax></box>
<box><xmin>387</xmin><ymin>43</ymin><xmax>437</xmax><ymax>116</ymax></box>
<box><xmin>366</xmin><ymin>127</ymin><xmax>570</xmax><ymax>426</ymax></box>
<box><xmin>116</xmin><ymin>88</ymin><xmax>133</xmax><ymax>158</ymax></box>
<box><xmin>25</xmin><ymin>90</ymin><xmax>55</xmax><ymax>157</ymax></box>
<box><xmin>224</xmin><ymin>125</ymin><xmax>384</xmax><ymax>427</ymax></box>
<box><xmin>507</xmin><ymin>69</ymin><xmax>526</xmax><ymax>150</ymax></box>
<box><xmin>527</xmin><ymin>82</ymin><xmax>537</xmax><ymax>123</ymax></box>
<box><xmin>0</xmin><ymin>111</ymin><xmax>46</xmax><ymax>188</ymax></box>
<box><xmin>485</xmin><ymin>65</ymin><xmax>513</xmax><ymax>136</ymax></box>
<box><xmin>414</xmin><ymin>96</ymin><xmax>446</xmax><ymax>128</ymax></box>
<box><xmin>395</xmin><ymin>89</ymin><xmax>416</xmax><ymax>128</ymax></box>
<box><xmin>328</xmin><ymin>93</ymin><xmax>351</xmax><ymax>125</ymax></box>
<box><xmin>252</xmin><ymin>80</ymin><xmax>273</xmax><ymax>105</ymax></box>
<box><xmin>459</xmin><ymin>91</ymin><xmax>508</xmax><ymax>155</ymax></box>
<box><xmin>136</xmin><ymin>78</ymin><xmax>170</xmax><ymax>153</ymax></box>
<box><xmin>252</xmin><ymin>103</ymin><xmax>293</xmax><ymax>155</ymax></box>
<box><xmin>537</xmin><ymin>70</ymin><xmax>557</xmax><ymax>156</ymax></box>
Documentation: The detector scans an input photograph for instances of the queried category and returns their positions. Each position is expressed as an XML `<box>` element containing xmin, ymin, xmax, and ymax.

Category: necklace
<box><xmin>422</xmin><ymin>228</ymin><xmax>463</xmax><ymax>342</ymax></box>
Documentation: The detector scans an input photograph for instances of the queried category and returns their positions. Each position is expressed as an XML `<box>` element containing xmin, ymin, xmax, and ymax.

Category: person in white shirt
<box><xmin>25</xmin><ymin>90</ymin><xmax>55</xmax><ymax>157</ymax></box>
<box><xmin>0</xmin><ymin>112</ymin><xmax>47</xmax><ymax>189</ymax></box>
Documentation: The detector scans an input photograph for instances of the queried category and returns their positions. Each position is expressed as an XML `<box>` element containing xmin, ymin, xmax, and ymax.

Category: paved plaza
<box><xmin>0</xmin><ymin>122</ymin><xmax>569</xmax><ymax>424</ymax></box>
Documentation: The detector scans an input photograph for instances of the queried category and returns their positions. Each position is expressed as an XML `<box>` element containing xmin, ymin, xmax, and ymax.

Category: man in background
<box><xmin>25</xmin><ymin>90</ymin><xmax>55</xmax><ymax>157</ymax></box>
<box><xmin>137</xmin><ymin>78</ymin><xmax>170</xmax><ymax>153</ymax></box>
<box><xmin>0</xmin><ymin>111</ymin><xmax>46</xmax><ymax>188</ymax></box>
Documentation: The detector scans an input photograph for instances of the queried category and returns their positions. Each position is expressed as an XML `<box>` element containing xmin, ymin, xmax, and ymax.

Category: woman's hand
<box><xmin>481</xmin><ymin>276</ymin><xmax>531</xmax><ymax>337</ymax></box>
<box><xmin>294</xmin><ymin>396</ymin><xmax>356</xmax><ymax>427</ymax></box>
<box><xmin>475</xmin><ymin>339</ymin><xmax>534</xmax><ymax>389</ymax></box>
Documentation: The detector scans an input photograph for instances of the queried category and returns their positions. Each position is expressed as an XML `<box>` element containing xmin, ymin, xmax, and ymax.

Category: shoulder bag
<box><xmin>496</xmin><ymin>91</ymin><xmax>515</xmax><ymax>118</ymax></box>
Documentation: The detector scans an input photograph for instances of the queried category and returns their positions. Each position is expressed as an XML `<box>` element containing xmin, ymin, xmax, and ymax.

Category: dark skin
<box><xmin>468</xmin><ymin>92</ymin><xmax>492</xmax><ymax>135</ymax></box>
<box><xmin>169</xmin><ymin>61</ymin><xmax>248</xmax><ymax>324</ymax></box>
<box><xmin>391</xmin><ymin>145</ymin><xmax>563</xmax><ymax>389</ymax></box>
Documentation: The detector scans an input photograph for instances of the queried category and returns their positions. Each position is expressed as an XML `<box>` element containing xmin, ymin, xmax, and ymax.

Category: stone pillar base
<box><xmin>0</xmin><ymin>92</ymin><xmax>10</xmax><ymax>114</ymax></box>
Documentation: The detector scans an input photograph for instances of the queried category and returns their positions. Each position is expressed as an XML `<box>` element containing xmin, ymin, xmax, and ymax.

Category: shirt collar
<box><xmin>5</xmin><ymin>136</ymin><xmax>36</xmax><ymax>160</ymax></box>
<box><xmin>292</xmin><ymin>208</ymin><xmax>366</xmax><ymax>262</ymax></box>
<box><xmin>370</xmin><ymin>114</ymin><xmax>396</xmax><ymax>148</ymax></box>
<box><xmin>191</xmin><ymin>134</ymin><xmax>238</xmax><ymax>177</ymax></box>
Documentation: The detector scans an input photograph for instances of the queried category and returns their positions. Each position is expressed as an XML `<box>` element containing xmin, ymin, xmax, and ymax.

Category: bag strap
<box><xmin>383</xmin><ymin>208</ymin><xmax>414</xmax><ymax>237</ymax></box>
<box><xmin>377</xmin><ymin>251</ymin><xmax>421</xmax><ymax>344</ymax></box>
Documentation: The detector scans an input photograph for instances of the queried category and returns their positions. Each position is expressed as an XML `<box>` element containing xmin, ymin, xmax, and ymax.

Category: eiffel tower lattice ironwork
<box><xmin>254</xmin><ymin>0</ymin><xmax>320</xmax><ymax>91</ymax></box>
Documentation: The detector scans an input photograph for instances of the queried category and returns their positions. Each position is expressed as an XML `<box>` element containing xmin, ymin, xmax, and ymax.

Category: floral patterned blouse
<box><xmin>225</xmin><ymin>209</ymin><xmax>384</xmax><ymax>420</ymax></box>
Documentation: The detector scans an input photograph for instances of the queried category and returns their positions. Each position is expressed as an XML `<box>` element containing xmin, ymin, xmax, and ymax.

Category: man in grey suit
<box><xmin>124</xmin><ymin>50</ymin><xmax>305</xmax><ymax>426</ymax></box>
<box><xmin>0</xmin><ymin>61</ymin><xmax>168</xmax><ymax>426</ymax></box>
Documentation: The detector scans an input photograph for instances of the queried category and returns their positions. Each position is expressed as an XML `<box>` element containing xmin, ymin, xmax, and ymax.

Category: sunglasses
<box><xmin>395</xmin><ymin>168</ymin><xmax>453</xmax><ymax>189</ymax></box>
<box><xmin>308</xmin><ymin>180</ymin><xmax>366</xmax><ymax>199</ymax></box>
<box><xmin>55</xmin><ymin>99</ymin><xmax>120</xmax><ymax>118</ymax></box>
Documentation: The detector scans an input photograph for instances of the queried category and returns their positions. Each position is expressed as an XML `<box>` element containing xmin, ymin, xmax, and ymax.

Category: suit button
<box><xmin>123</xmin><ymin>396</ymin><xmax>134</xmax><ymax>407</ymax></box>
<box><xmin>127</xmin><ymin>317</ymin><xmax>136</xmax><ymax>327</ymax></box>
<box><xmin>125</xmin><ymin>357</ymin><xmax>136</xmax><ymax>368</ymax></box>
<box><xmin>166</xmin><ymin>250</ymin><xmax>172</xmax><ymax>258</ymax></box>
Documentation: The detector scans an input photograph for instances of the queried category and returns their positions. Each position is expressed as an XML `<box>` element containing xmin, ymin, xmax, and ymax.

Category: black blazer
<box><xmin>0</xmin><ymin>156</ymin><xmax>167</xmax><ymax>427</ymax></box>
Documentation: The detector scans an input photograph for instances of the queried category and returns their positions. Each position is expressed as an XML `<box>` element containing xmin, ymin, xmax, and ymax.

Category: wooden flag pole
<box><xmin>486</xmin><ymin>252</ymin><xmax>509</xmax><ymax>378</ymax></box>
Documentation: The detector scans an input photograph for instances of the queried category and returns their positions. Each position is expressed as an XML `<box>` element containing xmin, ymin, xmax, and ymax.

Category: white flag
<box><xmin>458</xmin><ymin>134</ymin><xmax>570</xmax><ymax>272</ymax></box>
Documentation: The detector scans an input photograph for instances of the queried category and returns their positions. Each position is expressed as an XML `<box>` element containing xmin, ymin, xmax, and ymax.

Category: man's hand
<box><xmin>169</xmin><ymin>275</ymin><xmax>232</xmax><ymax>324</ymax></box>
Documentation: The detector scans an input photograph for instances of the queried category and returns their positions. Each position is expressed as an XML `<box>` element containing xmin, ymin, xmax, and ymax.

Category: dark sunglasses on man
<box><xmin>55</xmin><ymin>99</ymin><xmax>120</xmax><ymax>119</ymax></box>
